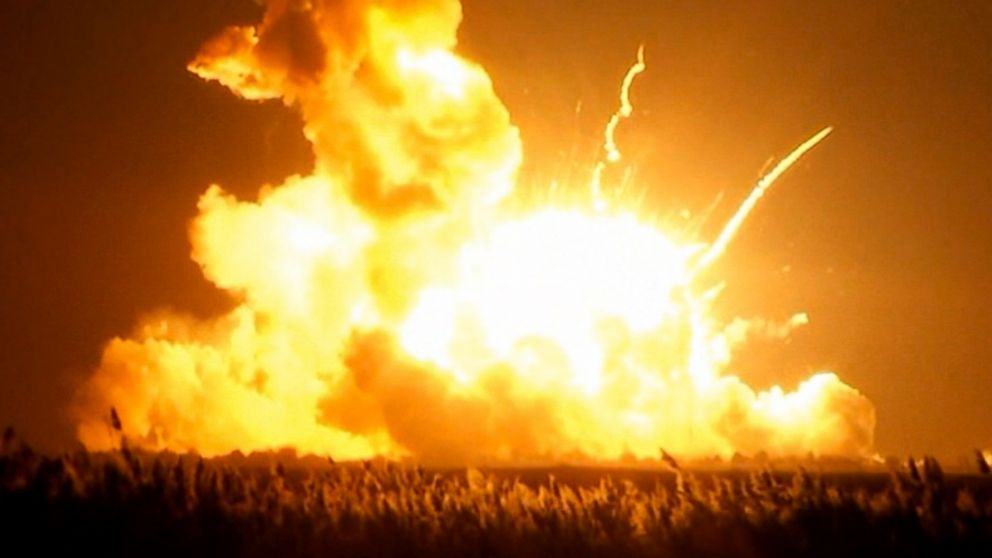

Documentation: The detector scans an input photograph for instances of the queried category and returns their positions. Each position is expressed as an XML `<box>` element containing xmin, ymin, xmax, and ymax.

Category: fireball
<box><xmin>74</xmin><ymin>0</ymin><xmax>874</xmax><ymax>464</ymax></box>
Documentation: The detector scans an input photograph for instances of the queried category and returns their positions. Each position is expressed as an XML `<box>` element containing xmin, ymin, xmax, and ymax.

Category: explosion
<box><xmin>74</xmin><ymin>0</ymin><xmax>875</xmax><ymax>463</ymax></box>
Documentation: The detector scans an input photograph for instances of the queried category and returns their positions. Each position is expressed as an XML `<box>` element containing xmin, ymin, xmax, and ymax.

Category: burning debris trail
<box><xmin>693</xmin><ymin>126</ymin><xmax>834</xmax><ymax>274</ymax></box>
<box><xmin>591</xmin><ymin>45</ymin><xmax>646</xmax><ymax>209</ymax></box>
<box><xmin>74</xmin><ymin>0</ymin><xmax>875</xmax><ymax>464</ymax></box>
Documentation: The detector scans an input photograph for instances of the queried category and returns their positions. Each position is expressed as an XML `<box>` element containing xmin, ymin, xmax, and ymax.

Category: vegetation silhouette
<box><xmin>2</xmin><ymin>429</ymin><xmax>991</xmax><ymax>557</ymax></box>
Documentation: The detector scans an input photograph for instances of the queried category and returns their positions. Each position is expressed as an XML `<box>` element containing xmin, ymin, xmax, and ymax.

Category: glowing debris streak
<box><xmin>693</xmin><ymin>126</ymin><xmax>834</xmax><ymax>273</ymax></box>
<box><xmin>591</xmin><ymin>45</ymin><xmax>647</xmax><ymax>210</ymax></box>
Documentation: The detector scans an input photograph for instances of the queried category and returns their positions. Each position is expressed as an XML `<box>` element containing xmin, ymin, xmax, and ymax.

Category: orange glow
<box><xmin>73</xmin><ymin>0</ymin><xmax>875</xmax><ymax>463</ymax></box>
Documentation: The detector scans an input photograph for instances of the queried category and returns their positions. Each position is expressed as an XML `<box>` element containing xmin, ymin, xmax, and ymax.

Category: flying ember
<box><xmin>73</xmin><ymin>0</ymin><xmax>875</xmax><ymax>464</ymax></box>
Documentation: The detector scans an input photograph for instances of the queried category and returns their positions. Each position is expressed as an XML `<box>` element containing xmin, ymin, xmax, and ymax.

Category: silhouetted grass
<box><xmin>2</xmin><ymin>435</ymin><xmax>991</xmax><ymax>557</ymax></box>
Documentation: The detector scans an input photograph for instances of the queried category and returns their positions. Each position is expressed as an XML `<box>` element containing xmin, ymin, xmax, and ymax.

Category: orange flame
<box><xmin>73</xmin><ymin>0</ymin><xmax>874</xmax><ymax>463</ymax></box>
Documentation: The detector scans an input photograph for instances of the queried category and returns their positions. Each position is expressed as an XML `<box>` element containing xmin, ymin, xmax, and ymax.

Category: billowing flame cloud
<box><xmin>73</xmin><ymin>0</ymin><xmax>875</xmax><ymax>463</ymax></box>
